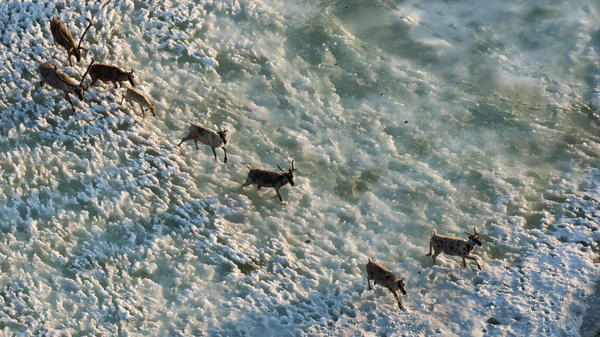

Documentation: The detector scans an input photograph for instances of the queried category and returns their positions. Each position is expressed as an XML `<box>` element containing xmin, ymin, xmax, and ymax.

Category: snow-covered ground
<box><xmin>1</xmin><ymin>0</ymin><xmax>599</xmax><ymax>336</ymax></box>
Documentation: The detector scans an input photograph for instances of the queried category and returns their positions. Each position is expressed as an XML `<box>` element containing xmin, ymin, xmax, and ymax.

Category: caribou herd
<box><xmin>39</xmin><ymin>15</ymin><xmax>486</xmax><ymax>313</ymax></box>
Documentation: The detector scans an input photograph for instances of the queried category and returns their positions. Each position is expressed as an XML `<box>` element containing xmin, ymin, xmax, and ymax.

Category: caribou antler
<box><xmin>465</xmin><ymin>227</ymin><xmax>479</xmax><ymax>236</ymax></box>
<box><xmin>80</xmin><ymin>58</ymin><xmax>95</xmax><ymax>89</ymax></box>
<box><xmin>77</xmin><ymin>18</ymin><xmax>93</xmax><ymax>53</ymax></box>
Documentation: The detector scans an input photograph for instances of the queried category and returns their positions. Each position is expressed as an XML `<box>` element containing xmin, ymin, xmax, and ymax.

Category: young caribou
<box><xmin>88</xmin><ymin>63</ymin><xmax>135</xmax><ymax>88</ymax></box>
<box><xmin>426</xmin><ymin>227</ymin><xmax>483</xmax><ymax>271</ymax></box>
<box><xmin>242</xmin><ymin>160</ymin><xmax>297</xmax><ymax>202</ymax></box>
<box><xmin>50</xmin><ymin>17</ymin><xmax>92</xmax><ymax>66</ymax></box>
<box><xmin>177</xmin><ymin>123</ymin><xmax>228</xmax><ymax>163</ymax></box>
<box><xmin>120</xmin><ymin>87</ymin><xmax>156</xmax><ymax>117</ymax></box>
<box><xmin>366</xmin><ymin>258</ymin><xmax>407</xmax><ymax>310</ymax></box>
<box><xmin>38</xmin><ymin>59</ymin><xmax>94</xmax><ymax>111</ymax></box>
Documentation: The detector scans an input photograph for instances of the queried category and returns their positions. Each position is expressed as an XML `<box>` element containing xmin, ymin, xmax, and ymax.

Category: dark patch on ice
<box><xmin>486</xmin><ymin>317</ymin><xmax>501</xmax><ymax>325</ymax></box>
<box><xmin>236</xmin><ymin>261</ymin><xmax>259</xmax><ymax>274</ymax></box>
<box><xmin>581</xmin><ymin>278</ymin><xmax>600</xmax><ymax>337</ymax></box>
<box><xmin>524</xmin><ymin>212</ymin><xmax>544</xmax><ymax>229</ymax></box>
<box><xmin>578</xmin><ymin>240</ymin><xmax>591</xmax><ymax>247</ymax></box>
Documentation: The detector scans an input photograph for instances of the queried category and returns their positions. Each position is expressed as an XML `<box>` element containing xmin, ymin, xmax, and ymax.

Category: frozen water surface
<box><xmin>1</xmin><ymin>0</ymin><xmax>600</xmax><ymax>336</ymax></box>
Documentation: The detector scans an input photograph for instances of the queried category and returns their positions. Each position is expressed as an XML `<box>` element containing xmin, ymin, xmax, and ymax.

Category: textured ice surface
<box><xmin>1</xmin><ymin>0</ymin><xmax>599</xmax><ymax>336</ymax></box>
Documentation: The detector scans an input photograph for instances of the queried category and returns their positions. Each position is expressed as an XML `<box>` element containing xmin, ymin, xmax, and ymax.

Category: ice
<box><xmin>1</xmin><ymin>0</ymin><xmax>600</xmax><ymax>336</ymax></box>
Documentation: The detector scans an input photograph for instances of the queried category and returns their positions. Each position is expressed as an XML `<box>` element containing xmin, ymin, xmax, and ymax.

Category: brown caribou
<box><xmin>50</xmin><ymin>17</ymin><xmax>92</xmax><ymax>66</ymax></box>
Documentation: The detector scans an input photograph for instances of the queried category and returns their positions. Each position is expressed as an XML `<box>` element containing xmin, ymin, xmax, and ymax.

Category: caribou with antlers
<box><xmin>88</xmin><ymin>63</ymin><xmax>136</xmax><ymax>88</ymax></box>
<box><xmin>243</xmin><ymin>160</ymin><xmax>297</xmax><ymax>202</ymax></box>
<box><xmin>38</xmin><ymin>58</ymin><xmax>95</xmax><ymax>111</ymax></box>
<box><xmin>426</xmin><ymin>227</ymin><xmax>483</xmax><ymax>271</ymax></box>
<box><xmin>50</xmin><ymin>17</ymin><xmax>93</xmax><ymax>67</ymax></box>
<box><xmin>177</xmin><ymin>123</ymin><xmax>228</xmax><ymax>163</ymax></box>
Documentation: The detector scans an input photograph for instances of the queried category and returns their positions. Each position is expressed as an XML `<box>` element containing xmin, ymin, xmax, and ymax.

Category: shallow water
<box><xmin>1</xmin><ymin>0</ymin><xmax>600</xmax><ymax>336</ymax></box>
